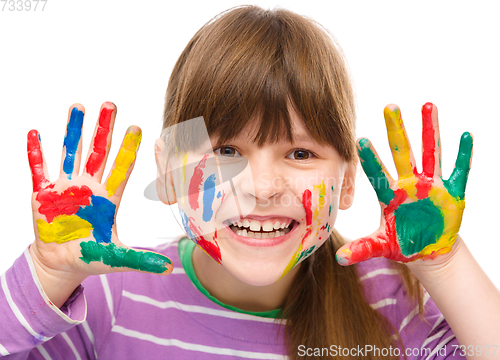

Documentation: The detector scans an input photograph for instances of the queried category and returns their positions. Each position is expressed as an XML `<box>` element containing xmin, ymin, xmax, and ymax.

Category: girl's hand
<box><xmin>336</xmin><ymin>103</ymin><xmax>473</xmax><ymax>266</ymax></box>
<box><xmin>28</xmin><ymin>103</ymin><xmax>172</xmax><ymax>303</ymax></box>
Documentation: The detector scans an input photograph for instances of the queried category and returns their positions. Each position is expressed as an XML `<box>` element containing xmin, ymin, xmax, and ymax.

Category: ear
<box><xmin>338</xmin><ymin>161</ymin><xmax>356</xmax><ymax>210</ymax></box>
<box><xmin>155</xmin><ymin>137</ymin><xmax>177</xmax><ymax>205</ymax></box>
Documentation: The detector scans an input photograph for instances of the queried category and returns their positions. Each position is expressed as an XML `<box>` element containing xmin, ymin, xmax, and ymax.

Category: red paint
<box><xmin>302</xmin><ymin>189</ymin><xmax>312</xmax><ymax>226</ymax></box>
<box><xmin>36</xmin><ymin>185</ymin><xmax>93</xmax><ymax>223</ymax></box>
<box><xmin>188</xmin><ymin>154</ymin><xmax>209</xmax><ymax>210</ymax></box>
<box><xmin>415</xmin><ymin>176</ymin><xmax>433</xmax><ymax>199</ymax></box>
<box><xmin>188</xmin><ymin>215</ymin><xmax>222</xmax><ymax>263</ymax></box>
<box><xmin>301</xmin><ymin>226</ymin><xmax>312</xmax><ymax>244</ymax></box>
<box><xmin>85</xmin><ymin>107</ymin><xmax>113</xmax><ymax>176</ymax></box>
<box><xmin>27</xmin><ymin>130</ymin><xmax>49</xmax><ymax>192</ymax></box>
<box><xmin>421</xmin><ymin>103</ymin><xmax>436</xmax><ymax>178</ymax></box>
<box><xmin>384</xmin><ymin>188</ymin><xmax>408</xmax><ymax>215</ymax></box>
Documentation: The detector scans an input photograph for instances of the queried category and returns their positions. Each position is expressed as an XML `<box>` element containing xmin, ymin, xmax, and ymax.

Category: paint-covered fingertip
<box><xmin>383</xmin><ymin>104</ymin><xmax>401</xmax><ymax>118</ymax></box>
<box><xmin>357</xmin><ymin>137</ymin><xmax>371</xmax><ymax>149</ymax></box>
<box><xmin>335</xmin><ymin>248</ymin><xmax>352</xmax><ymax>266</ymax></box>
<box><xmin>127</xmin><ymin>125</ymin><xmax>142</xmax><ymax>135</ymax></box>
<box><xmin>421</xmin><ymin>102</ymin><xmax>435</xmax><ymax>112</ymax></box>
<box><xmin>27</xmin><ymin>129</ymin><xmax>40</xmax><ymax>141</ymax></box>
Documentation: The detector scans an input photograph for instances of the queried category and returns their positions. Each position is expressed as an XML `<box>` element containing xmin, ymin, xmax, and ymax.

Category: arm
<box><xmin>407</xmin><ymin>236</ymin><xmax>500</xmax><ymax>357</ymax></box>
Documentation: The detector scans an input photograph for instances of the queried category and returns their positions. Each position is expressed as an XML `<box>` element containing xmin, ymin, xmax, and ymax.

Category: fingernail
<box><xmin>336</xmin><ymin>249</ymin><xmax>352</xmax><ymax>266</ymax></box>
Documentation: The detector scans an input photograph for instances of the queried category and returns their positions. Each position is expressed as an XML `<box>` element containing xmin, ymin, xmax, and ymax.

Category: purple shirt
<box><xmin>0</xmin><ymin>238</ymin><xmax>464</xmax><ymax>359</ymax></box>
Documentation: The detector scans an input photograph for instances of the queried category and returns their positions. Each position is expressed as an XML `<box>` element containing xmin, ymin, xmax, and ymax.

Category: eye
<box><xmin>214</xmin><ymin>146</ymin><xmax>241</xmax><ymax>157</ymax></box>
<box><xmin>286</xmin><ymin>149</ymin><xmax>314</xmax><ymax>160</ymax></box>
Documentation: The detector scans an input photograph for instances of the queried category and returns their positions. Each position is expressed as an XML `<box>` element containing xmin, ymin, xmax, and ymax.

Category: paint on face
<box><xmin>85</xmin><ymin>107</ymin><xmax>113</xmax><ymax>176</ymax></box>
<box><xmin>27</xmin><ymin>130</ymin><xmax>50</xmax><ymax>192</ymax></box>
<box><xmin>313</xmin><ymin>180</ymin><xmax>326</xmax><ymax>236</ymax></box>
<box><xmin>76</xmin><ymin>195</ymin><xmax>116</xmax><ymax>243</ymax></box>
<box><xmin>202</xmin><ymin>174</ymin><xmax>216</xmax><ymax>222</ymax></box>
<box><xmin>79</xmin><ymin>241</ymin><xmax>171</xmax><ymax>273</ymax></box>
<box><xmin>180</xmin><ymin>209</ymin><xmax>197</xmax><ymax>242</ymax></box>
<box><xmin>36</xmin><ymin>215</ymin><xmax>93</xmax><ymax>244</ymax></box>
<box><xmin>63</xmin><ymin>107</ymin><xmax>85</xmax><ymax>179</ymax></box>
<box><xmin>188</xmin><ymin>218</ymin><xmax>222</xmax><ymax>263</ymax></box>
<box><xmin>217</xmin><ymin>191</ymin><xmax>221</xmax><ymax>199</ymax></box>
<box><xmin>179</xmin><ymin>151</ymin><xmax>189</xmax><ymax>205</ymax></box>
<box><xmin>188</xmin><ymin>154</ymin><xmax>209</xmax><ymax>210</ymax></box>
<box><xmin>279</xmin><ymin>188</ymin><xmax>316</xmax><ymax>279</ymax></box>
<box><xmin>106</xmin><ymin>128</ymin><xmax>142</xmax><ymax>197</ymax></box>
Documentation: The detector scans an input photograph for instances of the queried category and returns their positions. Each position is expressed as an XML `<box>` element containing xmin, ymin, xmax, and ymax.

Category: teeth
<box><xmin>262</xmin><ymin>220</ymin><xmax>274</xmax><ymax>231</ymax></box>
<box><xmin>249</xmin><ymin>220</ymin><xmax>261</xmax><ymax>231</ymax></box>
<box><xmin>273</xmin><ymin>221</ymin><xmax>280</xmax><ymax>230</ymax></box>
<box><xmin>242</xmin><ymin>219</ymin><xmax>250</xmax><ymax>228</ymax></box>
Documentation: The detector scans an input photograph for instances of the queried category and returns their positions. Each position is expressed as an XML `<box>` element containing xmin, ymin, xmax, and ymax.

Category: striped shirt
<box><xmin>0</xmin><ymin>238</ymin><xmax>464</xmax><ymax>359</ymax></box>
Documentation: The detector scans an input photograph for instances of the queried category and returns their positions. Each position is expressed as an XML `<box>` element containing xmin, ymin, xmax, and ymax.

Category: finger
<box><xmin>357</xmin><ymin>137</ymin><xmax>396</xmax><ymax>206</ymax></box>
<box><xmin>83</xmin><ymin>102</ymin><xmax>117</xmax><ymax>181</ymax></box>
<box><xmin>335</xmin><ymin>235</ymin><xmax>387</xmax><ymax>266</ymax></box>
<box><xmin>444</xmin><ymin>132</ymin><xmax>473</xmax><ymax>200</ymax></box>
<box><xmin>384</xmin><ymin>104</ymin><xmax>417</xmax><ymax>179</ymax></box>
<box><xmin>104</xmin><ymin>126</ymin><xmax>142</xmax><ymax>198</ymax></box>
<box><xmin>421</xmin><ymin>102</ymin><xmax>442</xmax><ymax>178</ymax></box>
<box><xmin>60</xmin><ymin>104</ymin><xmax>85</xmax><ymax>180</ymax></box>
<box><xmin>27</xmin><ymin>130</ymin><xmax>51</xmax><ymax>192</ymax></box>
<box><xmin>79</xmin><ymin>241</ymin><xmax>173</xmax><ymax>275</ymax></box>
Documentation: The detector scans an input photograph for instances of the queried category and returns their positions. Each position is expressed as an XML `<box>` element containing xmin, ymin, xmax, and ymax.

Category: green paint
<box><xmin>79</xmin><ymin>241</ymin><xmax>171</xmax><ymax>274</ymax></box>
<box><xmin>357</xmin><ymin>138</ymin><xmax>394</xmax><ymax>205</ymax></box>
<box><xmin>394</xmin><ymin>198</ymin><xmax>444</xmax><ymax>256</ymax></box>
<box><xmin>297</xmin><ymin>245</ymin><xmax>316</xmax><ymax>263</ymax></box>
<box><xmin>443</xmin><ymin>132</ymin><xmax>472</xmax><ymax>200</ymax></box>
<box><xmin>328</xmin><ymin>204</ymin><xmax>332</xmax><ymax>216</ymax></box>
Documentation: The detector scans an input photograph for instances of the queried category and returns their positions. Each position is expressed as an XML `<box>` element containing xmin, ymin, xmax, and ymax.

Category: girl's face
<box><xmin>163</xmin><ymin>110</ymin><xmax>355</xmax><ymax>286</ymax></box>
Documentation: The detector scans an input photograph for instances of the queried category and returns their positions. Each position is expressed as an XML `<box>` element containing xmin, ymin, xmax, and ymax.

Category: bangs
<box><xmin>163</xmin><ymin>5</ymin><xmax>356</xmax><ymax>162</ymax></box>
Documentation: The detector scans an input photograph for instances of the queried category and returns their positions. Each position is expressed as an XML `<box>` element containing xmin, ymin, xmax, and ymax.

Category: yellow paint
<box><xmin>180</xmin><ymin>151</ymin><xmax>189</xmax><ymax>205</ymax></box>
<box><xmin>396</xmin><ymin>176</ymin><xmax>419</xmax><ymax>201</ymax></box>
<box><xmin>313</xmin><ymin>180</ymin><xmax>326</xmax><ymax>236</ymax></box>
<box><xmin>37</xmin><ymin>215</ymin><xmax>93</xmax><ymax>244</ymax></box>
<box><xmin>419</xmin><ymin>186</ymin><xmax>464</xmax><ymax>256</ymax></box>
<box><xmin>384</xmin><ymin>107</ymin><xmax>413</xmax><ymax>178</ymax></box>
<box><xmin>279</xmin><ymin>243</ymin><xmax>302</xmax><ymax>280</ymax></box>
<box><xmin>106</xmin><ymin>129</ymin><xmax>142</xmax><ymax>197</ymax></box>
<box><xmin>339</xmin><ymin>248</ymin><xmax>352</xmax><ymax>257</ymax></box>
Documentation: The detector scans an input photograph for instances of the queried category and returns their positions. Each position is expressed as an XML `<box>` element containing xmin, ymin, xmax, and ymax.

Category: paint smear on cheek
<box><xmin>85</xmin><ymin>107</ymin><xmax>113</xmax><ymax>176</ymax></box>
<box><xmin>106</xmin><ymin>130</ymin><xmax>142</xmax><ymax>197</ymax></box>
<box><xmin>180</xmin><ymin>151</ymin><xmax>189</xmax><ymax>205</ymax></box>
<box><xmin>188</xmin><ymin>154</ymin><xmax>209</xmax><ymax>210</ymax></box>
<box><xmin>202</xmin><ymin>174</ymin><xmax>216</xmax><ymax>222</ymax></box>
<box><xmin>313</xmin><ymin>181</ymin><xmax>326</xmax><ymax>236</ymax></box>
<box><xmin>62</xmin><ymin>107</ymin><xmax>85</xmax><ymax>179</ymax></box>
<box><xmin>188</xmin><ymin>217</ymin><xmax>222</xmax><ymax>263</ymax></box>
<box><xmin>302</xmin><ymin>189</ymin><xmax>312</xmax><ymax>226</ymax></box>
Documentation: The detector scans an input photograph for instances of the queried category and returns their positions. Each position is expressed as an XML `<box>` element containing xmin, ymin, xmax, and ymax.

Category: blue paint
<box><xmin>76</xmin><ymin>195</ymin><xmax>116</xmax><ymax>243</ymax></box>
<box><xmin>38</xmin><ymin>134</ymin><xmax>41</xmax><ymax>142</ymax></box>
<box><xmin>63</xmin><ymin>107</ymin><xmax>84</xmax><ymax>179</ymax></box>
<box><xmin>217</xmin><ymin>191</ymin><xmax>221</xmax><ymax>199</ymax></box>
<box><xmin>202</xmin><ymin>174</ymin><xmax>216</xmax><ymax>222</ymax></box>
<box><xmin>180</xmin><ymin>209</ymin><xmax>197</xmax><ymax>242</ymax></box>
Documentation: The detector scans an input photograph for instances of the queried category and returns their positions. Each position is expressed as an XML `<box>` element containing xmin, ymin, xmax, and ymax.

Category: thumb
<box><xmin>335</xmin><ymin>235</ymin><xmax>387</xmax><ymax>266</ymax></box>
<box><xmin>79</xmin><ymin>241</ymin><xmax>173</xmax><ymax>275</ymax></box>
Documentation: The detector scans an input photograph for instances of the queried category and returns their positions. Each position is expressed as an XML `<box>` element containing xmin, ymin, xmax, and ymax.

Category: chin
<box><xmin>221</xmin><ymin>256</ymin><xmax>295</xmax><ymax>287</ymax></box>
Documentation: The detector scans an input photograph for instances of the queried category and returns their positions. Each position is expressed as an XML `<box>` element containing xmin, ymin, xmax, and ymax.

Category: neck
<box><xmin>192</xmin><ymin>245</ymin><xmax>301</xmax><ymax>312</ymax></box>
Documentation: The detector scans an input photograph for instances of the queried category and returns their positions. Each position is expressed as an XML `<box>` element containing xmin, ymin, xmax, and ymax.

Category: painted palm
<box><xmin>336</xmin><ymin>103</ymin><xmax>473</xmax><ymax>265</ymax></box>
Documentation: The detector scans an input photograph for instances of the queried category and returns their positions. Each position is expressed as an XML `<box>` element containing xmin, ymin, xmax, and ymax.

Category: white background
<box><xmin>0</xmin><ymin>0</ymin><xmax>499</xmax><ymax>288</ymax></box>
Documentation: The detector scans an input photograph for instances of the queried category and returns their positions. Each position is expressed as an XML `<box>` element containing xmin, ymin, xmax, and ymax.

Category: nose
<box><xmin>238</xmin><ymin>157</ymin><xmax>285</xmax><ymax>203</ymax></box>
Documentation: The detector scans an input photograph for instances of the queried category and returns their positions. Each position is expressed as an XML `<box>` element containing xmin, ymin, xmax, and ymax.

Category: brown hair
<box><xmin>162</xmin><ymin>5</ymin><xmax>424</xmax><ymax>359</ymax></box>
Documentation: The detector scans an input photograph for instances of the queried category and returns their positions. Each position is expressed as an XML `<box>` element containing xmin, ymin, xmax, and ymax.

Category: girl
<box><xmin>1</xmin><ymin>4</ymin><xmax>499</xmax><ymax>360</ymax></box>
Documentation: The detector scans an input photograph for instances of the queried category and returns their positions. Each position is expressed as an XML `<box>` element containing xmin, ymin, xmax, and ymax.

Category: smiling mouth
<box><xmin>228</xmin><ymin>220</ymin><xmax>297</xmax><ymax>239</ymax></box>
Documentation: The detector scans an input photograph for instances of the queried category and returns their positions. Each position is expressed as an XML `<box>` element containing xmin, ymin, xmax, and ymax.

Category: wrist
<box><xmin>29</xmin><ymin>244</ymin><xmax>87</xmax><ymax>308</ymax></box>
